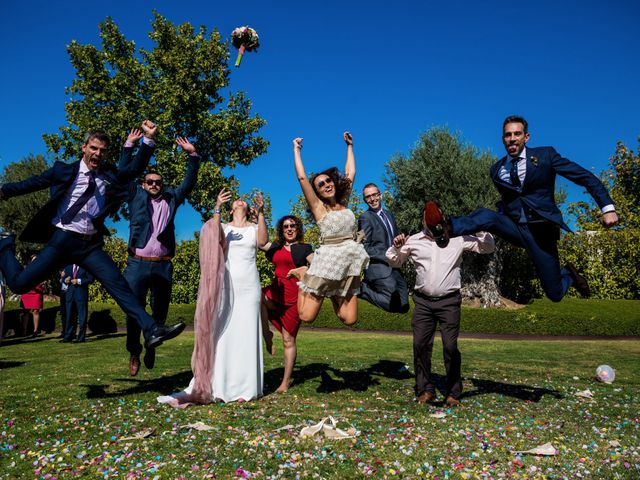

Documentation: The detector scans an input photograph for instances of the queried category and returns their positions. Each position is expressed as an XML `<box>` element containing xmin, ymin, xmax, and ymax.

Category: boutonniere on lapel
<box><xmin>530</xmin><ymin>156</ymin><xmax>539</xmax><ymax>167</ymax></box>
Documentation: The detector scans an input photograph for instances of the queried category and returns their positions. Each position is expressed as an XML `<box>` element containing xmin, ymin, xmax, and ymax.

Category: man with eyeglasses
<box><xmin>357</xmin><ymin>183</ymin><xmax>409</xmax><ymax>313</ymax></box>
<box><xmin>124</xmin><ymin>136</ymin><xmax>201</xmax><ymax>376</ymax></box>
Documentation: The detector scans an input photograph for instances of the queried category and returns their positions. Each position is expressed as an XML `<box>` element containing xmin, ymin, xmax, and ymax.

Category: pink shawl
<box><xmin>161</xmin><ymin>218</ymin><xmax>226</xmax><ymax>407</ymax></box>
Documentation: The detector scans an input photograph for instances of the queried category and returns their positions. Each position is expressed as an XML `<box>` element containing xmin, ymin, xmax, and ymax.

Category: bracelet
<box><xmin>213</xmin><ymin>208</ymin><xmax>222</xmax><ymax>215</ymax></box>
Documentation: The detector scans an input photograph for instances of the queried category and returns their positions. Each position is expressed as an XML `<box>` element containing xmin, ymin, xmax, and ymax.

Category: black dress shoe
<box><xmin>145</xmin><ymin>322</ymin><xmax>186</xmax><ymax>349</ymax></box>
<box><xmin>565</xmin><ymin>263</ymin><xmax>591</xmax><ymax>298</ymax></box>
<box><xmin>143</xmin><ymin>348</ymin><xmax>156</xmax><ymax>369</ymax></box>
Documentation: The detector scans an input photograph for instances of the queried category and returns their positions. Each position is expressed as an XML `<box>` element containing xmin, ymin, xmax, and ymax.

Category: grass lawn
<box><xmin>1</xmin><ymin>331</ymin><xmax>639</xmax><ymax>478</ymax></box>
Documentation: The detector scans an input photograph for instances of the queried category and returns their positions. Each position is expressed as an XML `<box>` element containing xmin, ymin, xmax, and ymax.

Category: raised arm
<box><xmin>253</xmin><ymin>192</ymin><xmax>269</xmax><ymax>248</ymax></box>
<box><xmin>118</xmin><ymin>121</ymin><xmax>157</xmax><ymax>182</ymax></box>
<box><xmin>385</xmin><ymin>233</ymin><xmax>410</xmax><ymax>268</ymax></box>
<box><xmin>343</xmin><ymin>132</ymin><xmax>355</xmax><ymax>184</ymax></box>
<box><xmin>293</xmin><ymin>137</ymin><xmax>322</xmax><ymax>214</ymax></box>
<box><xmin>173</xmin><ymin>137</ymin><xmax>201</xmax><ymax>204</ymax></box>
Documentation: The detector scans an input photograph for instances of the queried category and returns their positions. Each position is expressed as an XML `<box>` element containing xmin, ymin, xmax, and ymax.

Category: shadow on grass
<box><xmin>264</xmin><ymin>359</ymin><xmax>414</xmax><ymax>394</ymax></box>
<box><xmin>460</xmin><ymin>377</ymin><xmax>564</xmax><ymax>403</ymax></box>
<box><xmin>0</xmin><ymin>360</ymin><xmax>27</xmax><ymax>369</ymax></box>
<box><xmin>0</xmin><ymin>334</ymin><xmax>59</xmax><ymax>347</ymax></box>
<box><xmin>83</xmin><ymin>371</ymin><xmax>193</xmax><ymax>399</ymax></box>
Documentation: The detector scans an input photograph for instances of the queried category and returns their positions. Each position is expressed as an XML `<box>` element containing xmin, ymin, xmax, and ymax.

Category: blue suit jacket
<box><xmin>63</xmin><ymin>264</ymin><xmax>94</xmax><ymax>301</ymax></box>
<box><xmin>490</xmin><ymin>146</ymin><xmax>613</xmax><ymax>231</ymax></box>
<box><xmin>358</xmin><ymin>208</ymin><xmax>398</xmax><ymax>280</ymax></box>
<box><xmin>127</xmin><ymin>154</ymin><xmax>200</xmax><ymax>256</ymax></box>
<box><xmin>1</xmin><ymin>143</ymin><xmax>155</xmax><ymax>243</ymax></box>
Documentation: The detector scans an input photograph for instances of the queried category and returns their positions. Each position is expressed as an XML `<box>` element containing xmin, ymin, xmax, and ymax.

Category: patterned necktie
<box><xmin>509</xmin><ymin>157</ymin><xmax>521</xmax><ymax>187</ymax></box>
<box><xmin>72</xmin><ymin>265</ymin><xmax>78</xmax><ymax>279</ymax></box>
<box><xmin>61</xmin><ymin>172</ymin><xmax>96</xmax><ymax>225</ymax></box>
<box><xmin>379</xmin><ymin>210</ymin><xmax>394</xmax><ymax>245</ymax></box>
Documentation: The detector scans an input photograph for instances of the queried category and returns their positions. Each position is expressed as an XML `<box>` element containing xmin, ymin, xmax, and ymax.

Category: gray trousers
<box><xmin>412</xmin><ymin>290</ymin><xmax>462</xmax><ymax>399</ymax></box>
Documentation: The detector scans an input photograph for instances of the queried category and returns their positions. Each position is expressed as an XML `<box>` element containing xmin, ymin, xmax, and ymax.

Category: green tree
<box><xmin>569</xmin><ymin>139</ymin><xmax>640</xmax><ymax>230</ymax></box>
<box><xmin>43</xmin><ymin>12</ymin><xmax>268</xmax><ymax>219</ymax></box>
<box><xmin>0</xmin><ymin>155</ymin><xmax>49</xmax><ymax>262</ymax></box>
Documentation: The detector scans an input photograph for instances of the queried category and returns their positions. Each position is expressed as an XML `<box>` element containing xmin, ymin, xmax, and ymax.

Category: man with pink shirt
<box><xmin>125</xmin><ymin>137</ymin><xmax>200</xmax><ymax>376</ymax></box>
<box><xmin>386</xmin><ymin>202</ymin><xmax>495</xmax><ymax>407</ymax></box>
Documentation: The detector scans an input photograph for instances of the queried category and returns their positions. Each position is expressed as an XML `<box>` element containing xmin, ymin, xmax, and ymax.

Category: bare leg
<box><xmin>260</xmin><ymin>295</ymin><xmax>276</xmax><ymax>356</ymax></box>
<box><xmin>32</xmin><ymin>310</ymin><xmax>40</xmax><ymax>336</ymax></box>
<box><xmin>277</xmin><ymin>329</ymin><xmax>297</xmax><ymax>392</ymax></box>
<box><xmin>297</xmin><ymin>291</ymin><xmax>324</xmax><ymax>323</ymax></box>
<box><xmin>330</xmin><ymin>295</ymin><xmax>358</xmax><ymax>326</ymax></box>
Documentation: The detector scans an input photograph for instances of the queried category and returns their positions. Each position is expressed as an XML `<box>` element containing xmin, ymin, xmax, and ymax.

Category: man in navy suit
<box><xmin>358</xmin><ymin>183</ymin><xmax>409</xmax><ymax>313</ymax></box>
<box><xmin>0</xmin><ymin>121</ymin><xmax>185</xmax><ymax>350</ymax></box>
<box><xmin>426</xmin><ymin>115</ymin><xmax>618</xmax><ymax>301</ymax></box>
<box><xmin>125</xmin><ymin>137</ymin><xmax>200</xmax><ymax>376</ymax></box>
<box><xmin>62</xmin><ymin>264</ymin><xmax>94</xmax><ymax>343</ymax></box>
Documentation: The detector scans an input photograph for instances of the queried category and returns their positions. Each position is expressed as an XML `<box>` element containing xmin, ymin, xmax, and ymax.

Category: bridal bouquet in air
<box><xmin>231</xmin><ymin>26</ymin><xmax>260</xmax><ymax>67</ymax></box>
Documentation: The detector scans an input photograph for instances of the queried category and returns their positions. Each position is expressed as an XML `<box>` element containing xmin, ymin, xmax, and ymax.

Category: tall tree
<box><xmin>384</xmin><ymin>127</ymin><xmax>508</xmax><ymax>305</ymax></box>
<box><xmin>43</xmin><ymin>12</ymin><xmax>268</xmax><ymax>219</ymax></box>
<box><xmin>0</xmin><ymin>155</ymin><xmax>49</xmax><ymax>261</ymax></box>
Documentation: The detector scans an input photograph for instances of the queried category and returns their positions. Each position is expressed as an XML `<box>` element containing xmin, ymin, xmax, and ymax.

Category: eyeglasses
<box><xmin>315</xmin><ymin>178</ymin><xmax>334</xmax><ymax>189</ymax></box>
<box><xmin>364</xmin><ymin>192</ymin><xmax>381</xmax><ymax>201</ymax></box>
<box><xmin>283</xmin><ymin>223</ymin><xmax>297</xmax><ymax>229</ymax></box>
<box><xmin>145</xmin><ymin>179</ymin><xmax>163</xmax><ymax>186</ymax></box>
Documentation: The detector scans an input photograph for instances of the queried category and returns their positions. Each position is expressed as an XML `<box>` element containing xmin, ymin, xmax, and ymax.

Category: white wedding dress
<box><xmin>159</xmin><ymin>223</ymin><xmax>263</xmax><ymax>404</ymax></box>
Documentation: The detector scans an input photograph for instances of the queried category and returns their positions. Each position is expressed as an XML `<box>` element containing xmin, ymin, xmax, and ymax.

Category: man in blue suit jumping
<box><xmin>0</xmin><ymin>121</ymin><xmax>185</xmax><ymax>350</ymax></box>
<box><xmin>125</xmin><ymin>137</ymin><xmax>200</xmax><ymax>376</ymax></box>
<box><xmin>425</xmin><ymin>115</ymin><xmax>618</xmax><ymax>301</ymax></box>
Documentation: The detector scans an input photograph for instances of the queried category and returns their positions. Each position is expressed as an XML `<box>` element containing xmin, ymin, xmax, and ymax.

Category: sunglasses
<box><xmin>283</xmin><ymin>223</ymin><xmax>297</xmax><ymax>229</ymax></box>
<box><xmin>316</xmin><ymin>178</ymin><xmax>334</xmax><ymax>189</ymax></box>
<box><xmin>144</xmin><ymin>179</ymin><xmax>163</xmax><ymax>186</ymax></box>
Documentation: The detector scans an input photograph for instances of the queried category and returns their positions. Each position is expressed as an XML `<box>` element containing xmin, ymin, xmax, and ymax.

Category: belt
<box><xmin>414</xmin><ymin>289</ymin><xmax>459</xmax><ymax>302</ymax></box>
<box><xmin>59</xmin><ymin>228</ymin><xmax>98</xmax><ymax>241</ymax></box>
<box><xmin>131</xmin><ymin>255</ymin><xmax>173</xmax><ymax>262</ymax></box>
<box><xmin>321</xmin><ymin>229</ymin><xmax>365</xmax><ymax>245</ymax></box>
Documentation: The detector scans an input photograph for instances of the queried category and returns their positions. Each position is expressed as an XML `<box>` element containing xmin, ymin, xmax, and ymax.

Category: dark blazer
<box><xmin>490</xmin><ymin>146</ymin><xmax>613</xmax><ymax>231</ymax></box>
<box><xmin>358</xmin><ymin>208</ymin><xmax>398</xmax><ymax>280</ymax></box>
<box><xmin>63</xmin><ymin>265</ymin><xmax>94</xmax><ymax>301</ymax></box>
<box><xmin>265</xmin><ymin>242</ymin><xmax>313</xmax><ymax>267</ymax></box>
<box><xmin>127</xmin><ymin>154</ymin><xmax>201</xmax><ymax>256</ymax></box>
<box><xmin>1</xmin><ymin>143</ymin><xmax>155</xmax><ymax>244</ymax></box>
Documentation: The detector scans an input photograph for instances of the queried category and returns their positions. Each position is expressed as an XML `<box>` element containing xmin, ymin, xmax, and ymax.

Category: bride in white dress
<box><xmin>158</xmin><ymin>189</ymin><xmax>268</xmax><ymax>406</ymax></box>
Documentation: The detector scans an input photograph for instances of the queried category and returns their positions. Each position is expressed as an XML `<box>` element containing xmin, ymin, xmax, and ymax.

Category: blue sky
<box><xmin>1</xmin><ymin>0</ymin><xmax>638</xmax><ymax>239</ymax></box>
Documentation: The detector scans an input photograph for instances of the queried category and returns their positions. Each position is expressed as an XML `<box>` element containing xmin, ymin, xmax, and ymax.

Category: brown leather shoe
<box><xmin>129</xmin><ymin>354</ymin><xmax>140</xmax><ymax>377</ymax></box>
<box><xmin>565</xmin><ymin>263</ymin><xmax>591</xmax><ymax>298</ymax></box>
<box><xmin>445</xmin><ymin>396</ymin><xmax>461</xmax><ymax>407</ymax></box>
<box><xmin>423</xmin><ymin>201</ymin><xmax>450</xmax><ymax>248</ymax></box>
<box><xmin>417</xmin><ymin>391</ymin><xmax>436</xmax><ymax>404</ymax></box>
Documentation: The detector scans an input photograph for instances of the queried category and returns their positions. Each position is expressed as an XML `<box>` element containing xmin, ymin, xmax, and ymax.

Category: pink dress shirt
<box><xmin>134</xmin><ymin>195</ymin><xmax>171</xmax><ymax>257</ymax></box>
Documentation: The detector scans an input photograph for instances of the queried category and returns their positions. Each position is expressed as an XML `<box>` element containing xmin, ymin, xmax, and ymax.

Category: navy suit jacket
<box><xmin>127</xmin><ymin>154</ymin><xmax>200</xmax><ymax>256</ymax></box>
<box><xmin>1</xmin><ymin>143</ymin><xmax>155</xmax><ymax>244</ymax></box>
<box><xmin>490</xmin><ymin>146</ymin><xmax>613</xmax><ymax>231</ymax></box>
<box><xmin>358</xmin><ymin>208</ymin><xmax>398</xmax><ymax>280</ymax></box>
<box><xmin>63</xmin><ymin>265</ymin><xmax>94</xmax><ymax>301</ymax></box>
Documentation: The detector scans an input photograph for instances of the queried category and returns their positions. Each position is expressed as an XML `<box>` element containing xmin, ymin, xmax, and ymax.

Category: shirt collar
<box><xmin>510</xmin><ymin>146</ymin><xmax>527</xmax><ymax>162</ymax></box>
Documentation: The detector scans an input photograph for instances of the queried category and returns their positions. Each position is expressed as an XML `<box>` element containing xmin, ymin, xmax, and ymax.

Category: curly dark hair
<box><xmin>310</xmin><ymin>167</ymin><xmax>352</xmax><ymax>207</ymax></box>
<box><xmin>275</xmin><ymin>215</ymin><xmax>305</xmax><ymax>245</ymax></box>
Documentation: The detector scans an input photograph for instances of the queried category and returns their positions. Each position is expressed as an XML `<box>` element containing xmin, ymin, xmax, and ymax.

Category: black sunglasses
<box><xmin>283</xmin><ymin>223</ymin><xmax>297</xmax><ymax>229</ymax></box>
<box><xmin>316</xmin><ymin>178</ymin><xmax>334</xmax><ymax>189</ymax></box>
<box><xmin>144</xmin><ymin>179</ymin><xmax>163</xmax><ymax>186</ymax></box>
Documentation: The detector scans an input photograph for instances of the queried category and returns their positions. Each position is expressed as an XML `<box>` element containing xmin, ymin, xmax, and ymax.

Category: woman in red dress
<box><xmin>20</xmin><ymin>255</ymin><xmax>45</xmax><ymax>337</ymax></box>
<box><xmin>261</xmin><ymin>216</ymin><xmax>313</xmax><ymax>392</ymax></box>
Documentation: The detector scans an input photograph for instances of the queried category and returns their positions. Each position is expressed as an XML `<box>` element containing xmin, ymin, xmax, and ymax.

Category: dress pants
<box><xmin>123</xmin><ymin>256</ymin><xmax>173</xmax><ymax>356</ymax></box>
<box><xmin>0</xmin><ymin>229</ymin><xmax>157</xmax><ymax>338</ymax></box>
<box><xmin>360</xmin><ymin>268</ymin><xmax>410</xmax><ymax>313</ymax></box>
<box><xmin>64</xmin><ymin>287</ymin><xmax>89</xmax><ymax>342</ymax></box>
<box><xmin>412</xmin><ymin>290</ymin><xmax>463</xmax><ymax>399</ymax></box>
<box><xmin>451</xmin><ymin>208</ymin><xmax>573</xmax><ymax>302</ymax></box>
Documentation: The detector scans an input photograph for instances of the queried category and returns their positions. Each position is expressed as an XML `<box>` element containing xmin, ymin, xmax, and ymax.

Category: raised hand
<box><xmin>127</xmin><ymin>128</ymin><xmax>143</xmax><ymax>144</ymax></box>
<box><xmin>343</xmin><ymin>131</ymin><xmax>353</xmax><ymax>146</ymax></box>
<box><xmin>253</xmin><ymin>191</ymin><xmax>264</xmax><ymax>213</ymax></box>
<box><xmin>392</xmin><ymin>233</ymin><xmax>407</xmax><ymax>249</ymax></box>
<box><xmin>602</xmin><ymin>211</ymin><xmax>619</xmax><ymax>228</ymax></box>
<box><xmin>141</xmin><ymin>120</ymin><xmax>157</xmax><ymax>139</ymax></box>
<box><xmin>216</xmin><ymin>188</ymin><xmax>232</xmax><ymax>209</ymax></box>
<box><xmin>176</xmin><ymin>137</ymin><xmax>196</xmax><ymax>155</ymax></box>
<box><xmin>292</xmin><ymin>137</ymin><xmax>303</xmax><ymax>150</ymax></box>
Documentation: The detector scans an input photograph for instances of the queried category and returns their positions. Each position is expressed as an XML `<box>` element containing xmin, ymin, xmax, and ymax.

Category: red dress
<box><xmin>21</xmin><ymin>283</ymin><xmax>44</xmax><ymax>310</ymax></box>
<box><xmin>263</xmin><ymin>247</ymin><xmax>302</xmax><ymax>337</ymax></box>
